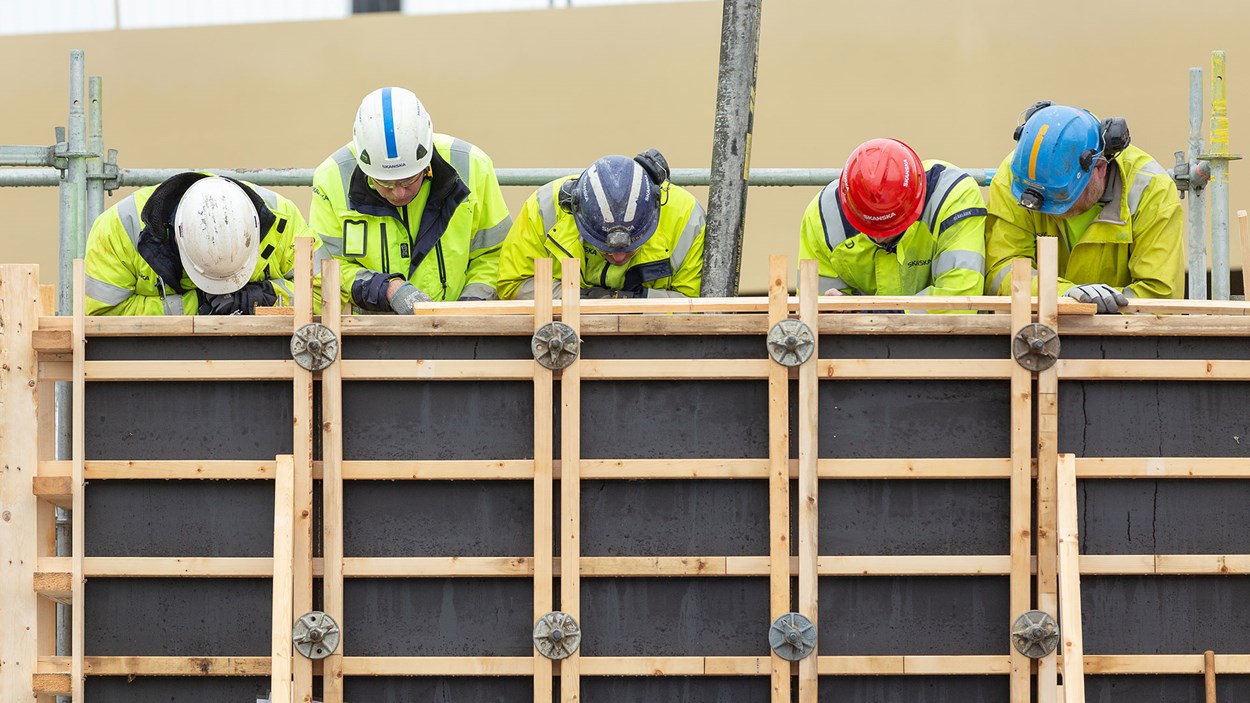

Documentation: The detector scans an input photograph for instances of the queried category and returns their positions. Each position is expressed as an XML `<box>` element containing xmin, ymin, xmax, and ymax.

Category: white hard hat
<box><xmin>174</xmin><ymin>178</ymin><xmax>260</xmax><ymax>295</ymax></box>
<box><xmin>352</xmin><ymin>87</ymin><xmax>434</xmax><ymax>181</ymax></box>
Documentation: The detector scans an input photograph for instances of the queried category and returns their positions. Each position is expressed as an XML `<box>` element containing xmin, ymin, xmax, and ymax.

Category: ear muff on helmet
<box><xmin>1100</xmin><ymin>117</ymin><xmax>1130</xmax><ymax>160</ymax></box>
<box><xmin>633</xmin><ymin>148</ymin><xmax>670</xmax><ymax>186</ymax></box>
<box><xmin>557</xmin><ymin>149</ymin><xmax>669</xmax><ymax>216</ymax></box>
<box><xmin>1012</xmin><ymin>100</ymin><xmax>1054</xmax><ymax>141</ymax></box>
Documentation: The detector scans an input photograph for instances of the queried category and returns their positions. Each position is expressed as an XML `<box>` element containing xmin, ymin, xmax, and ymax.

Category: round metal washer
<box><xmin>769</xmin><ymin>612</ymin><xmax>817</xmax><ymax>661</ymax></box>
<box><xmin>291</xmin><ymin>323</ymin><xmax>339</xmax><ymax>371</ymax></box>
<box><xmin>533</xmin><ymin>611</ymin><xmax>581</xmax><ymax>660</ymax></box>
<box><xmin>292</xmin><ymin>611</ymin><xmax>340</xmax><ymax>660</ymax></box>
<box><xmin>1013</xmin><ymin>323</ymin><xmax>1060</xmax><ymax>372</ymax></box>
<box><xmin>532</xmin><ymin>321</ymin><xmax>580</xmax><ymax>370</ymax></box>
<box><xmin>1011</xmin><ymin>609</ymin><xmax>1059</xmax><ymax>659</ymax></box>
<box><xmin>767</xmin><ymin>319</ymin><xmax>815</xmax><ymax>367</ymax></box>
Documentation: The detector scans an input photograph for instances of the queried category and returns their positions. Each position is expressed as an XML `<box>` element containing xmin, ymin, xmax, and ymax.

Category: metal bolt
<box><xmin>549</xmin><ymin>339</ymin><xmax>564</xmax><ymax>354</ymax></box>
<box><xmin>307</xmin><ymin>628</ymin><xmax>324</xmax><ymax>643</ymax></box>
<box><xmin>549</xmin><ymin>629</ymin><xmax>563</xmax><ymax>641</ymax></box>
<box><xmin>1032</xmin><ymin>339</ymin><xmax>1045</xmax><ymax>352</ymax></box>
<box><xmin>306</xmin><ymin>339</ymin><xmax>322</xmax><ymax>355</ymax></box>
<box><xmin>785</xmin><ymin>335</ymin><xmax>799</xmax><ymax>351</ymax></box>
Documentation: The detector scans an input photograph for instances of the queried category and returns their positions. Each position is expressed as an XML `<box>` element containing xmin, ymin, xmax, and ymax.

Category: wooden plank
<box><xmin>39</xmin><ymin>459</ymin><xmax>277</xmax><ymax>480</ymax></box>
<box><xmin>71</xmin><ymin>260</ymin><xmax>86</xmax><ymax>703</ymax></box>
<box><xmin>579</xmin><ymin>458</ymin><xmax>770</xmax><ymax>479</ymax></box>
<box><xmin>33</xmin><ymin>572</ymin><xmax>72</xmax><ymax>603</ymax></box>
<box><xmin>579</xmin><ymin>657</ymin><xmax>706</xmax><ymax>676</ymax></box>
<box><xmin>816</xmin><ymin>656</ymin><xmax>905</xmax><ymax>675</ymax></box>
<box><xmin>1075</xmin><ymin>457</ymin><xmax>1250</xmax><ymax>478</ymax></box>
<box><xmin>320</xmin><ymin>258</ymin><xmax>345</xmax><ymax>703</ymax></box>
<box><xmin>31</xmin><ymin>329</ymin><xmax>71</xmax><ymax>353</ymax></box>
<box><xmin>816</xmin><ymin>358</ymin><xmax>1015</xmax><ymax>380</ymax></box>
<box><xmin>1082</xmin><ymin>654</ymin><xmax>1250</xmax><ymax>675</ymax></box>
<box><xmin>766</xmin><ymin>255</ymin><xmax>791</xmax><ymax>701</ymax></box>
<box><xmin>343</xmin><ymin>459</ymin><xmax>535</xmax><ymax>480</ymax></box>
<box><xmin>1056</xmin><ymin>454</ymin><xmax>1085</xmax><ymax>701</ymax></box>
<box><xmin>292</xmin><ymin>236</ymin><xmax>315</xmax><ymax>703</ymax></box>
<box><xmin>0</xmin><ymin>265</ymin><xmax>44</xmax><ymax>703</ymax></box>
<box><xmin>532</xmin><ymin>258</ymin><xmax>555</xmax><ymax>703</ymax></box>
<box><xmin>1058</xmin><ymin>359</ymin><xmax>1250</xmax><ymax>381</ymax></box>
<box><xmin>559</xmin><ymin>261</ymin><xmax>582</xmax><ymax>703</ymax></box>
<box><xmin>83</xmin><ymin>359</ymin><xmax>295</xmax><ymax>381</ymax></box>
<box><xmin>1008</xmin><ymin>259</ymin><xmax>1033</xmax><ymax>703</ymax></box>
<box><xmin>344</xmin><ymin>557</ymin><xmax>533</xmax><ymax>577</ymax></box>
<box><xmin>254</xmin><ymin>305</ymin><xmax>295</xmax><ymax>316</ymax></box>
<box><xmin>579</xmin><ymin>557</ymin><xmax>726</xmax><ymax>577</ymax></box>
<box><xmin>1036</xmin><ymin>236</ymin><xmax>1060</xmax><ymax>703</ymax></box>
<box><xmin>796</xmin><ymin>260</ymin><xmax>819</xmax><ymax>703</ymax></box>
<box><xmin>579</xmin><ymin>358</ymin><xmax>773</xmax><ymax>380</ymax></box>
<box><xmin>38</xmin><ymin>557</ymin><xmax>274</xmax><ymax>577</ymax></box>
<box><xmin>1241</xmin><ymin>210</ymin><xmax>1250</xmax><ymax>301</ymax></box>
<box><xmin>339</xmin><ymin>358</ymin><xmax>534</xmax><ymax>381</ymax></box>
<box><xmin>818</xmin><ymin>457</ymin><xmax>1016</xmax><ymax>479</ymax></box>
<box><xmin>1206</xmin><ymin>649</ymin><xmax>1217</xmax><ymax>703</ymax></box>
<box><xmin>271</xmin><ymin>454</ymin><xmax>295</xmax><ymax>703</ymax></box>
<box><xmin>1060</xmin><ymin>315</ymin><xmax>1250</xmax><ymax>337</ymax></box>
<box><xmin>1077</xmin><ymin>554</ymin><xmax>1158</xmax><ymax>574</ymax></box>
<box><xmin>32</xmin><ymin>476</ymin><xmax>71</xmax><ymax>509</ymax></box>
<box><xmin>402</xmin><ymin>295</ymin><xmax>1096</xmax><ymax>315</ymax></box>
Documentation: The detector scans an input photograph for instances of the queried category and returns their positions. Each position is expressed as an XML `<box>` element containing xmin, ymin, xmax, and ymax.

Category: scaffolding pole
<box><xmin>1188</xmin><ymin>67</ymin><xmax>1209</xmax><ymax>300</ymax></box>
<box><xmin>1204</xmin><ymin>50</ymin><xmax>1240</xmax><ymax>300</ymax></box>
<box><xmin>702</xmin><ymin>0</ymin><xmax>763</xmax><ymax>297</ymax></box>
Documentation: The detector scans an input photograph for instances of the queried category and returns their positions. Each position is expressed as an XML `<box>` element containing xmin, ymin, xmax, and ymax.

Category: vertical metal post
<box><xmin>1187</xmin><ymin>67</ymin><xmax>1208</xmax><ymax>300</ymax></box>
<box><xmin>87</xmin><ymin>76</ymin><xmax>105</xmax><ymax>228</ymax></box>
<box><xmin>1206</xmin><ymin>50</ymin><xmax>1239</xmax><ymax>300</ymax></box>
<box><xmin>701</xmin><ymin>0</ymin><xmax>763</xmax><ymax>297</ymax></box>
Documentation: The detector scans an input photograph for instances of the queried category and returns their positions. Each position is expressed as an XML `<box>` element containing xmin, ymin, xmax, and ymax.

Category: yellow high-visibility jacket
<box><xmin>798</xmin><ymin>159</ymin><xmax>987</xmax><ymax>309</ymax></box>
<box><xmin>84</xmin><ymin>174</ymin><xmax>306</xmax><ymax>316</ymax></box>
<box><xmin>497</xmin><ymin>176</ymin><xmax>705</xmax><ymax>299</ymax></box>
<box><xmin>984</xmin><ymin>145</ymin><xmax>1183</xmax><ymax>298</ymax></box>
<box><xmin>310</xmin><ymin>134</ymin><xmax>511</xmax><ymax>310</ymax></box>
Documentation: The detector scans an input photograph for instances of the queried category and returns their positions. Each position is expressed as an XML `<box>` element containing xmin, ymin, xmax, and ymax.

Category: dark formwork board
<box><xmin>86</xmin><ymin>579</ymin><xmax>270</xmax><ymax>656</ymax></box>
<box><xmin>1082</xmin><ymin>576</ymin><xmax>1250</xmax><ymax>653</ymax></box>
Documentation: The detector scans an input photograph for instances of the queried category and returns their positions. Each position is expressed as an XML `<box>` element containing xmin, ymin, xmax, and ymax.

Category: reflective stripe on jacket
<box><xmin>798</xmin><ymin>159</ymin><xmax>986</xmax><ymax>311</ymax></box>
<box><xmin>310</xmin><ymin>134</ymin><xmax>511</xmax><ymax>309</ymax></box>
<box><xmin>84</xmin><ymin>177</ymin><xmax>305</xmax><ymax>316</ymax></box>
<box><xmin>984</xmin><ymin>145</ymin><xmax>1183</xmax><ymax>298</ymax></box>
<box><xmin>496</xmin><ymin>176</ymin><xmax>706</xmax><ymax>300</ymax></box>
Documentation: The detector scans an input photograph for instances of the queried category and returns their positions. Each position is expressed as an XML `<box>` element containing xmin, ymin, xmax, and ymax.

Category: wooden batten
<box><xmin>797</xmin><ymin>260</ymin><xmax>819</xmax><ymax>703</ymax></box>
<box><xmin>766</xmin><ymin>256</ymin><xmax>791</xmax><ymax>700</ymax></box>
<box><xmin>1008</xmin><ymin>259</ymin><xmax>1033</xmax><ymax>702</ymax></box>
<box><xmin>70</xmin><ymin>261</ymin><xmax>86</xmax><ymax>703</ymax></box>
<box><xmin>1056</xmin><ymin>453</ymin><xmax>1086</xmax><ymax>700</ymax></box>
<box><xmin>531</xmin><ymin>258</ymin><xmax>555</xmax><ymax>703</ymax></box>
<box><xmin>320</xmin><ymin>258</ymin><xmax>346</xmax><ymax>703</ymax></box>
<box><xmin>1035</xmin><ymin>236</ymin><xmax>1060</xmax><ymax>703</ymax></box>
<box><xmin>558</xmin><ymin>260</ymin><xmax>582</xmax><ymax>702</ymax></box>
<box><xmin>270</xmin><ymin>455</ymin><xmax>295</xmax><ymax>703</ymax></box>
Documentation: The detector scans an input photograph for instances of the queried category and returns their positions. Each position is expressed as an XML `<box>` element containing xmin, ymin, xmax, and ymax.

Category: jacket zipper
<box><xmin>380</xmin><ymin>222</ymin><xmax>390</xmax><ymax>274</ymax></box>
<box><xmin>435</xmin><ymin>243</ymin><xmax>447</xmax><ymax>297</ymax></box>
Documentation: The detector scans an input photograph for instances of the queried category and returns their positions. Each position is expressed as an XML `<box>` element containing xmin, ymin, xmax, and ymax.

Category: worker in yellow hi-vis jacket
<box><xmin>799</xmin><ymin>138</ymin><xmax>986</xmax><ymax>312</ymax></box>
<box><xmin>310</xmin><ymin>87</ymin><xmax>511</xmax><ymax>313</ymax></box>
<box><xmin>985</xmin><ymin>102</ymin><xmax>1182</xmax><ymax>313</ymax></box>
<box><xmin>497</xmin><ymin>149</ymin><xmax>705</xmax><ymax>300</ymax></box>
<box><xmin>84</xmin><ymin>172</ymin><xmax>306</xmax><ymax>316</ymax></box>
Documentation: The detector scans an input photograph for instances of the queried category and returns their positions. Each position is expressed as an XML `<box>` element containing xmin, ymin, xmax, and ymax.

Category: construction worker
<box><xmin>798</xmin><ymin>138</ymin><xmax>986</xmax><ymax>307</ymax></box>
<box><xmin>984</xmin><ymin>102</ymin><xmax>1183</xmax><ymax>312</ymax></box>
<box><xmin>84</xmin><ymin>172</ymin><xmax>305</xmax><ymax>315</ymax></box>
<box><xmin>310</xmin><ymin>87</ymin><xmax>511</xmax><ymax>312</ymax></box>
<box><xmin>497</xmin><ymin>149</ymin><xmax>704</xmax><ymax>299</ymax></box>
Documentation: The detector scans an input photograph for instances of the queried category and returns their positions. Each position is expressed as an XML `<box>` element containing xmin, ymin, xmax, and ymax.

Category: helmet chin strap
<box><xmin>870</xmin><ymin>233</ymin><xmax>904</xmax><ymax>253</ymax></box>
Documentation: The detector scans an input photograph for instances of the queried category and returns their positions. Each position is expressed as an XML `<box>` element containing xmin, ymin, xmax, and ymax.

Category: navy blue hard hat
<box><xmin>570</xmin><ymin>155</ymin><xmax>661</xmax><ymax>253</ymax></box>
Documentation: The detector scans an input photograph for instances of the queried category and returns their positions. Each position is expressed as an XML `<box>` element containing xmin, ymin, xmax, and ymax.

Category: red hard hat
<box><xmin>838</xmin><ymin>138</ymin><xmax>925</xmax><ymax>239</ymax></box>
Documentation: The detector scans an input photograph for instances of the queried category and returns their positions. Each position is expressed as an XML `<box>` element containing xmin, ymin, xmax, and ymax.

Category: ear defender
<box><xmin>557</xmin><ymin>177</ymin><xmax>579</xmax><ymax>215</ymax></box>
<box><xmin>1012</xmin><ymin>100</ymin><xmax>1054</xmax><ymax>141</ymax></box>
<box><xmin>1101</xmin><ymin>117</ymin><xmax>1131</xmax><ymax>160</ymax></box>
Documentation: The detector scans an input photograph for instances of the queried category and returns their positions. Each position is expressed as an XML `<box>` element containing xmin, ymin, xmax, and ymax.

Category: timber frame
<box><xmin>5</xmin><ymin>236</ymin><xmax>1250</xmax><ymax>701</ymax></box>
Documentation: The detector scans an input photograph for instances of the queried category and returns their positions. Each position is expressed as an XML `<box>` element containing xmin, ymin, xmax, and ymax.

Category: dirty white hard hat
<box><xmin>174</xmin><ymin>177</ymin><xmax>260</xmax><ymax>295</ymax></box>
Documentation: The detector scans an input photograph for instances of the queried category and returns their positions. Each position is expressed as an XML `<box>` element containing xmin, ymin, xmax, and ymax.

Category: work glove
<box><xmin>581</xmin><ymin>286</ymin><xmax>642</xmax><ymax>299</ymax></box>
<box><xmin>198</xmin><ymin>281</ymin><xmax>278</xmax><ymax>315</ymax></box>
<box><xmin>1066</xmin><ymin>283</ymin><xmax>1128</xmax><ymax>314</ymax></box>
<box><xmin>388</xmin><ymin>282</ymin><xmax>432</xmax><ymax>314</ymax></box>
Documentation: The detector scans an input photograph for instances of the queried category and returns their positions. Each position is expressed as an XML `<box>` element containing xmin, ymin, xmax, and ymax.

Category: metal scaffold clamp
<box><xmin>1011</xmin><ymin>610</ymin><xmax>1059</xmax><ymax>659</ymax></box>
<box><xmin>1013</xmin><ymin>323</ymin><xmax>1060</xmax><ymax>372</ymax></box>
<box><xmin>291</xmin><ymin>322</ymin><xmax>339</xmax><ymax>371</ymax></box>
<box><xmin>532</xmin><ymin>321</ymin><xmax>580</xmax><ymax>370</ymax></box>
<box><xmin>533</xmin><ymin>611</ymin><xmax>581</xmax><ymax>660</ymax></box>
<box><xmin>767</xmin><ymin>319</ymin><xmax>814</xmax><ymax>367</ymax></box>
<box><xmin>769</xmin><ymin>612</ymin><xmax>816</xmax><ymax>661</ymax></box>
<box><xmin>292</xmin><ymin>611</ymin><xmax>340</xmax><ymax>660</ymax></box>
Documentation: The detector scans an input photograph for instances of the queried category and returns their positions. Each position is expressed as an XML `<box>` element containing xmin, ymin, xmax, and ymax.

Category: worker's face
<box><xmin>597</xmin><ymin>248</ymin><xmax>635</xmax><ymax>266</ymax></box>
<box><xmin>1056</xmin><ymin>160</ymin><xmax>1109</xmax><ymax>219</ymax></box>
<box><xmin>370</xmin><ymin>169</ymin><xmax>427</xmax><ymax>207</ymax></box>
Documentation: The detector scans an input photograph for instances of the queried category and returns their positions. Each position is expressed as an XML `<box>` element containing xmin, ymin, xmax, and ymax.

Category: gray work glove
<box><xmin>388</xmin><ymin>282</ymin><xmax>432</xmax><ymax>314</ymax></box>
<box><xmin>1066</xmin><ymin>283</ymin><xmax>1128</xmax><ymax>314</ymax></box>
<box><xmin>581</xmin><ymin>286</ymin><xmax>623</xmax><ymax>299</ymax></box>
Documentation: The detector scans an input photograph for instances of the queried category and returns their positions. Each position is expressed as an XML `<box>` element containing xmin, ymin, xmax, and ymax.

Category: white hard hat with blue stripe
<box><xmin>352</xmin><ymin>87</ymin><xmax>434</xmax><ymax>181</ymax></box>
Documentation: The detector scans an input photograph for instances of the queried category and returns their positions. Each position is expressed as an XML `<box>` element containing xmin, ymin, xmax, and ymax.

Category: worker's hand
<box><xmin>388</xmin><ymin>282</ymin><xmax>432</xmax><ymax>314</ymax></box>
<box><xmin>1066</xmin><ymin>283</ymin><xmax>1128</xmax><ymax>314</ymax></box>
<box><xmin>581</xmin><ymin>286</ymin><xmax>623</xmax><ymax>299</ymax></box>
<box><xmin>199</xmin><ymin>281</ymin><xmax>278</xmax><ymax>315</ymax></box>
<box><xmin>823</xmin><ymin>288</ymin><xmax>844</xmax><ymax>296</ymax></box>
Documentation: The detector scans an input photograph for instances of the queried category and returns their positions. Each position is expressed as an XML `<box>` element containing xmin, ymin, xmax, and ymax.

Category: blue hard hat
<box><xmin>1009</xmin><ymin>105</ymin><xmax>1103</xmax><ymax>215</ymax></box>
<box><xmin>569</xmin><ymin>155</ymin><xmax>661</xmax><ymax>253</ymax></box>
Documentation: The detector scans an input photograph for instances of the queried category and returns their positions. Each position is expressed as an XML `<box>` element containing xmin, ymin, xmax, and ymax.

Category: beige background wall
<box><xmin>1</xmin><ymin>0</ymin><xmax>1247</xmax><ymax>293</ymax></box>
